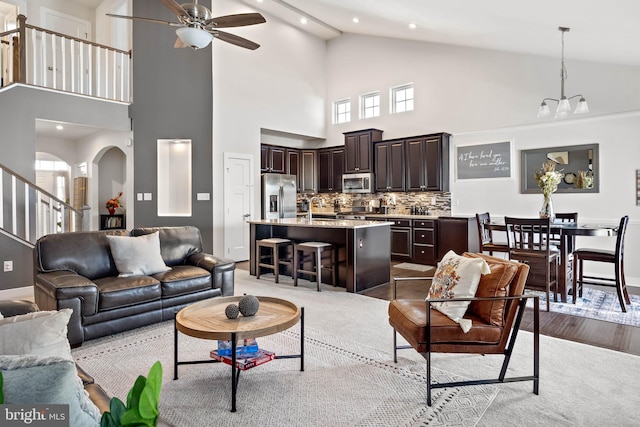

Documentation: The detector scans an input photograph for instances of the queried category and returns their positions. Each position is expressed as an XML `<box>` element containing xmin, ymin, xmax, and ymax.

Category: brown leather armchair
<box><xmin>388</xmin><ymin>252</ymin><xmax>539</xmax><ymax>406</ymax></box>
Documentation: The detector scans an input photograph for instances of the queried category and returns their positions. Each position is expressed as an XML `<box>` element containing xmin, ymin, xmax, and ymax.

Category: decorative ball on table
<box><xmin>238</xmin><ymin>295</ymin><xmax>259</xmax><ymax>317</ymax></box>
<box><xmin>225</xmin><ymin>304</ymin><xmax>240</xmax><ymax>319</ymax></box>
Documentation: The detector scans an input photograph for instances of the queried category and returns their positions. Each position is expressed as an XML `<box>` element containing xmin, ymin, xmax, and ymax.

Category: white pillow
<box><xmin>106</xmin><ymin>231</ymin><xmax>171</xmax><ymax>277</ymax></box>
<box><xmin>0</xmin><ymin>309</ymin><xmax>73</xmax><ymax>360</ymax></box>
<box><xmin>0</xmin><ymin>355</ymin><xmax>101</xmax><ymax>426</ymax></box>
<box><xmin>428</xmin><ymin>250</ymin><xmax>491</xmax><ymax>332</ymax></box>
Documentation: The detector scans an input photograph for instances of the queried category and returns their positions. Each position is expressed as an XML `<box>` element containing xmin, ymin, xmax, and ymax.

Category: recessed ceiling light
<box><xmin>300</xmin><ymin>17</ymin><xmax>308</xmax><ymax>25</ymax></box>
<box><xmin>257</xmin><ymin>0</ymin><xmax>263</xmax><ymax>3</ymax></box>
<box><xmin>409</xmin><ymin>22</ymin><xmax>417</xmax><ymax>30</ymax></box>
<box><xmin>56</xmin><ymin>125</ymin><xmax>64</xmax><ymax>130</ymax></box>
<box><xmin>352</xmin><ymin>17</ymin><xmax>359</xmax><ymax>24</ymax></box>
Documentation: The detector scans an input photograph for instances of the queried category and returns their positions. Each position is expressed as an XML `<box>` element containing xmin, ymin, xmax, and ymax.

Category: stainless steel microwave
<box><xmin>342</xmin><ymin>173</ymin><xmax>374</xmax><ymax>194</ymax></box>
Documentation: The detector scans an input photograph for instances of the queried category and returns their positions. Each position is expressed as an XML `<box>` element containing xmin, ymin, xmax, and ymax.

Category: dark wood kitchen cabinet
<box><xmin>300</xmin><ymin>150</ymin><xmax>317</xmax><ymax>193</ymax></box>
<box><xmin>437</xmin><ymin>217</ymin><xmax>480</xmax><ymax>260</ymax></box>
<box><xmin>286</xmin><ymin>148</ymin><xmax>300</xmax><ymax>190</ymax></box>
<box><xmin>260</xmin><ymin>144</ymin><xmax>286</xmax><ymax>173</ymax></box>
<box><xmin>375</xmin><ymin>139</ymin><xmax>406</xmax><ymax>192</ymax></box>
<box><xmin>413</xmin><ymin>219</ymin><xmax>437</xmax><ymax>265</ymax></box>
<box><xmin>344</xmin><ymin>129</ymin><xmax>383</xmax><ymax>173</ymax></box>
<box><xmin>405</xmin><ymin>133</ymin><xmax>450</xmax><ymax>192</ymax></box>
<box><xmin>318</xmin><ymin>147</ymin><xmax>344</xmax><ymax>193</ymax></box>
<box><xmin>389</xmin><ymin>218</ymin><xmax>412</xmax><ymax>260</ymax></box>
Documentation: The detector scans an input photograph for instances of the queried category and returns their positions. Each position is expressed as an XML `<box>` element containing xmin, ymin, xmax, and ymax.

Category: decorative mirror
<box><xmin>521</xmin><ymin>143</ymin><xmax>599</xmax><ymax>193</ymax></box>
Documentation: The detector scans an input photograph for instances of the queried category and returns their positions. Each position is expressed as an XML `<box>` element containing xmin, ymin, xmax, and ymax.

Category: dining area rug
<box><xmin>530</xmin><ymin>287</ymin><xmax>640</xmax><ymax>327</ymax></box>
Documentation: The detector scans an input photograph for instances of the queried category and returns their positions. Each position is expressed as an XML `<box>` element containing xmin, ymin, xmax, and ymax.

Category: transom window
<box><xmin>333</xmin><ymin>98</ymin><xmax>351</xmax><ymax>124</ymax></box>
<box><xmin>360</xmin><ymin>92</ymin><xmax>380</xmax><ymax>119</ymax></box>
<box><xmin>391</xmin><ymin>83</ymin><xmax>414</xmax><ymax>113</ymax></box>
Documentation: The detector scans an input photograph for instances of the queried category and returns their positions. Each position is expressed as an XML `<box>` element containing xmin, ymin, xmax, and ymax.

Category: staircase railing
<box><xmin>0</xmin><ymin>14</ymin><xmax>131</xmax><ymax>102</ymax></box>
<box><xmin>0</xmin><ymin>163</ymin><xmax>84</xmax><ymax>245</ymax></box>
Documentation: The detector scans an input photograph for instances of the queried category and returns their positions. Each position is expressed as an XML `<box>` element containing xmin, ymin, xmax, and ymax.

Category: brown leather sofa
<box><xmin>34</xmin><ymin>226</ymin><xmax>235</xmax><ymax>346</ymax></box>
<box><xmin>0</xmin><ymin>299</ymin><xmax>173</xmax><ymax>426</ymax></box>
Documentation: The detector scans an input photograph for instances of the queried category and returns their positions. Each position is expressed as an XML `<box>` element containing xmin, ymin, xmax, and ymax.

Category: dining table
<box><xmin>489</xmin><ymin>221</ymin><xmax>617</xmax><ymax>302</ymax></box>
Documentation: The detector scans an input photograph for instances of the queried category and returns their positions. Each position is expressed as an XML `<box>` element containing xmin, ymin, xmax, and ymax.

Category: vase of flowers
<box><xmin>106</xmin><ymin>192</ymin><xmax>124</xmax><ymax>215</ymax></box>
<box><xmin>533</xmin><ymin>161</ymin><xmax>563</xmax><ymax>221</ymax></box>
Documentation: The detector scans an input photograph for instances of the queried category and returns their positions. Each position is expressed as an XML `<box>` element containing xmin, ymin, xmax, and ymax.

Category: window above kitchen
<box><xmin>391</xmin><ymin>83</ymin><xmax>414</xmax><ymax>114</ymax></box>
<box><xmin>360</xmin><ymin>91</ymin><xmax>380</xmax><ymax>119</ymax></box>
<box><xmin>333</xmin><ymin>98</ymin><xmax>351</xmax><ymax>124</ymax></box>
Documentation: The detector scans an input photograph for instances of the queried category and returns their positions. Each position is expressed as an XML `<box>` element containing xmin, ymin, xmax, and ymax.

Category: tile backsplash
<box><xmin>297</xmin><ymin>191</ymin><xmax>451</xmax><ymax>215</ymax></box>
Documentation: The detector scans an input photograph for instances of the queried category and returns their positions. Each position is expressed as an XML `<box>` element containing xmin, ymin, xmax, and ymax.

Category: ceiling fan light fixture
<box><xmin>176</xmin><ymin>26</ymin><xmax>213</xmax><ymax>49</ymax></box>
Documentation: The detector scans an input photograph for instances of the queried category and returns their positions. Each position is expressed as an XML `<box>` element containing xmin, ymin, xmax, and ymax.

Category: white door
<box><xmin>41</xmin><ymin>7</ymin><xmax>90</xmax><ymax>91</ymax></box>
<box><xmin>223</xmin><ymin>153</ymin><xmax>254</xmax><ymax>261</ymax></box>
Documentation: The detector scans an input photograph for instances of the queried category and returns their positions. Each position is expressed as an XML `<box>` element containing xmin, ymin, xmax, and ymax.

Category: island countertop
<box><xmin>248</xmin><ymin>218</ymin><xmax>393</xmax><ymax>229</ymax></box>
<box><xmin>250</xmin><ymin>218</ymin><xmax>391</xmax><ymax>293</ymax></box>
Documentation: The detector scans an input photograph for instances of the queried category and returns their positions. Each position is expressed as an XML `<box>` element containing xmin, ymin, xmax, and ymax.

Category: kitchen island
<box><xmin>249</xmin><ymin>218</ymin><xmax>392</xmax><ymax>293</ymax></box>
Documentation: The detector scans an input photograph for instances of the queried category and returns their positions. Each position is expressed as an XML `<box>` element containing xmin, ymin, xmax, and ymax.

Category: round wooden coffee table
<box><xmin>173</xmin><ymin>296</ymin><xmax>304</xmax><ymax>412</ymax></box>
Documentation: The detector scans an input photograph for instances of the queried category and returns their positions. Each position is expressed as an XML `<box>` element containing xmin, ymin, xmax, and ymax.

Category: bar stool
<box><xmin>293</xmin><ymin>242</ymin><xmax>337</xmax><ymax>292</ymax></box>
<box><xmin>256</xmin><ymin>238</ymin><xmax>293</xmax><ymax>283</ymax></box>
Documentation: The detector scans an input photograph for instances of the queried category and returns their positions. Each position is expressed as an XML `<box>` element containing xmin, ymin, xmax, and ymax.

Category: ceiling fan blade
<box><xmin>106</xmin><ymin>13</ymin><xmax>181</xmax><ymax>27</ymax></box>
<box><xmin>159</xmin><ymin>0</ymin><xmax>189</xmax><ymax>17</ymax></box>
<box><xmin>174</xmin><ymin>37</ymin><xmax>188</xmax><ymax>48</ymax></box>
<box><xmin>213</xmin><ymin>30</ymin><xmax>260</xmax><ymax>50</ymax></box>
<box><xmin>204</xmin><ymin>13</ymin><xmax>266</xmax><ymax>28</ymax></box>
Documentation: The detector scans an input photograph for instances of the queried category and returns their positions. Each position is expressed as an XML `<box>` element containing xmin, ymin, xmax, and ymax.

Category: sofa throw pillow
<box><xmin>106</xmin><ymin>231</ymin><xmax>171</xmax><ymax>277</ymax></box>
<box><xmin>0</xmin><ymin>355</ymin><xmax>101</xmax><ymax>427</ymax></box>
<box><xmin>0</xmin><ymin>309</ymin><xmax>73</xmax><ymax>360</ymax></box>
<box><xmin>428</xmin><ymin>250</ymin><xmax>491</xmax><ymax>332</ymax></box>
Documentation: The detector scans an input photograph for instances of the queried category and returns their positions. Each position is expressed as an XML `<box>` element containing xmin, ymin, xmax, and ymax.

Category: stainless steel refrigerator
<box><xmin>261</xmin><ymin>174</ymin><xmax>297</xmax><ymax>219</ymax></box>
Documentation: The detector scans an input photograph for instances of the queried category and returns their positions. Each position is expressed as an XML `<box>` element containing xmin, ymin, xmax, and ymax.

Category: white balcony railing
<box><xmin>0</xmin><ymin>14</ymin><xmax>131</xmax><ymax>102</ymax></box>
<box><xmin>0</xmin><ymin>163</ymin><xmax>84</xmax><ymax>245</ymax></box>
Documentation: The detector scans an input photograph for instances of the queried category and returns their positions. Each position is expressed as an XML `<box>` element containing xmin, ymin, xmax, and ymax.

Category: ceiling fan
<box><xmin>107</xmin><ymin>0</ymin><xmax>266</xmax><ymax>50</ymax></box>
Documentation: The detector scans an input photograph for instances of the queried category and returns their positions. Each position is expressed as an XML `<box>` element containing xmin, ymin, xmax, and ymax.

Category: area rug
<box><xmin>73</xmin><ymin>321</ymin><xmax>497</xmax><ymax>426</ymax></box>
<box><xmin>394</xmin><ymin>262</ymin><xmax>434</xmax><ymax>272</ymax></box>
<box><xmin>529</xmin><ymin>287</ymin><xmax>640</xmax><ymax>327</ymax></box>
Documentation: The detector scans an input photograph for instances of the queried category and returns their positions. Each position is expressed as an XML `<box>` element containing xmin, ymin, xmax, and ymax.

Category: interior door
<box><xmin>223</xmin><ymin>153</ymin><xmax>254</xmax><ymax>261</ymax></box>
<box><xmin>41</xmin><ymin>7</ymin><xmax>90</xmax><ymax>91</ymax></box>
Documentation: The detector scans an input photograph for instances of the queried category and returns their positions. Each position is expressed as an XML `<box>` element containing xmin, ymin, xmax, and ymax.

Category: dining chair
<box><xmin>550</xmin><ymin>212</ymin><xmax>578</xmax><ymax>249</ymax></box>
<box><xmin>476</xmin><ymin>212</ymin><xmax>510</xmax><ymax>257</ymax></box>
<box><xmin>505</xmin><ymin>217</ymin><xmax>559</xmax><ymax>311</ymax></box>
<box><xmin>572</xmin><ymin>215</ymin><xmax>630</xmax><ymax>312</ymax></box>
<box><xmin>388</xmin><ymin>252</ymin><xmax>538</xmax><ymax>406</ymax></box>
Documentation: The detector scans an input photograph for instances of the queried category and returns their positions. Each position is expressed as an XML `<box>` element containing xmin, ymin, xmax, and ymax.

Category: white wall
<box><xmin>21</xmin><ymin>0</ymin><xmax>94</xmax><ymax>36</ymax></box>
<box><xmin>325</xmin><ymin>34</ymin><xmax>640</xmax><ymax>142</ymax></box>
<box><xmin>451</xmin><ymin>112</ymin><xmax>640</xmax><ymax>286</ymax></box>
<box><xmin>210</xmin><ymin>0</ymin><xmax>327</xmax><ymax>254</ymax></box>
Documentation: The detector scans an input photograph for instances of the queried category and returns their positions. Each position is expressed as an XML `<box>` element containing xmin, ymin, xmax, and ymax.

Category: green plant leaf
<box><xmin>100</xmin><ymin>411</ymin><xmax>118</xmax><ymax>427</ymax></box>
<box><xmin>138</xmin><ymin>386</ymin><xmax>159</xmax><ymax>420</ymax></box>
<box><xmin>126</xmin><ymin>375</ymin><xmax>146</xmax><ymax>409</ymax></box>
<box><xmin>120</xmin><ymin>408</ymin><xmax>153</xmax><ymax>426</ymax></box>
<box><xmin>0</xmin><ymin>371</ymin><xmax>4</xmax><ymax>404</ymax></box>
<box><xmin>100</xmin><ymin>361</ymin><xmax>163</xmax><ymax>426</ymax></box>
<box><xmin>145</xmin><ymin>361</ymin><xmax>163</xmax><ymax>404</ymax></box>
<box><xmin>109</xmin><ymin>397</ymin><xmax>127</xmax><ymax>424</ymax></box>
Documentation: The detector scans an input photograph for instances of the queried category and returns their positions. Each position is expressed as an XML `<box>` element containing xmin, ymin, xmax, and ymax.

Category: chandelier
<box><xmin>537</xmin><ymin>27</ymin><xmax>589</xmax><ymax>119</ymax></box>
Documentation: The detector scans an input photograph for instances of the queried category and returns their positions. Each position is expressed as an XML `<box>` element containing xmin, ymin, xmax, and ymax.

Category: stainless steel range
<box><xmin>336</xmin><ymin>199</ymin><xmax>375</xmax><ymax>220</ymax></box>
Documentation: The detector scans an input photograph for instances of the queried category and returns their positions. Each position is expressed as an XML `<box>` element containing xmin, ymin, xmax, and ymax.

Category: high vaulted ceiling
<box><xmin>241</xmin><ymin>0</ymin><xmax>640</xmax><ymax>67</ymax></box>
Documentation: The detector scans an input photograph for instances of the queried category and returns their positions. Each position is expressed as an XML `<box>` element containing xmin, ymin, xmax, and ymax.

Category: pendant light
<box><xmin>537</xmin><ymin>27</ymin><xmax>589</xmax><ymax>119</ymax></box>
